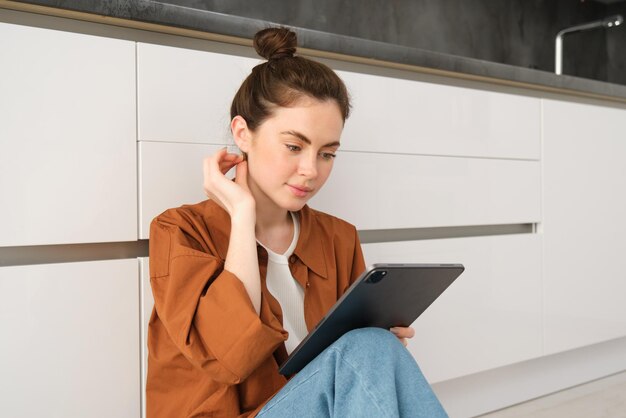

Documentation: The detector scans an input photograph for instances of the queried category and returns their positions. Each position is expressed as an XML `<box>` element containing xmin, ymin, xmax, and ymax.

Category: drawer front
<box><xmin>138</xmin><ymin>42</ymin><xmax>257</xmax><ymax>143</ymax></box>
<box><xmin>0</xmin><ymin>23</ymin><xmax>136</xmax><ymax>246</ymax></box>
<box><xmin>140</xmin><ymin>143</ymin><xmax>540</xmax><ymax>235</ymax></box>
<box><xmin>0</xmin><ymin>259</ymin><xmax>140</xmax><ymax>417</ymax></box>
<box><xmin>139</xmin><ymin>141</ymin><xmax>229</xmax><ymax>238</ymax></box>
<box><xmin>337</xmin><ymin>69</ymin><xmax>541</xmax><ymax>160</ymax></box>
<box><xmin>362</xmin><ymin>233</ymin><xmax>542</xmax><ymax>383</ymax></box>
<box><xmin>310</xmin><ymin>152</ymin><xmax>541</xmax><ymax>229</ymax></box>
<box><xmin>137</xmin><ymin>42</ymin><xmax>540</xmax><ymax>162</ymax></box>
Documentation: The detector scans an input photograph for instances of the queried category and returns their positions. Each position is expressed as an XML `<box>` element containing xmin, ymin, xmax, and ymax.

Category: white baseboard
<box><xmin>432</xmin><ymin>336</ymin><xmax>626</xmax><ymax>418</ymax></box>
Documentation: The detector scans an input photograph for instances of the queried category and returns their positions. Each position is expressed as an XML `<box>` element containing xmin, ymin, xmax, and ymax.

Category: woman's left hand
<box><xmin>390</xmin><ymin>326</ymin><xmax>415</xmax><ymax>347</ymax></box>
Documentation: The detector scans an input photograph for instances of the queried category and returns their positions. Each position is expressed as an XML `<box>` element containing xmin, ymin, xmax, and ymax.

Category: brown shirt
<box><xmin>147</xmin><ymin>199</ymin><xmax>365</xmax><ymax>418</ymax></box>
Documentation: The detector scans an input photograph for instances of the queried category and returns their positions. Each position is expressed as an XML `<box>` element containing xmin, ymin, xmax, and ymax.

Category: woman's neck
<box><xmin>255</xmin><ymin>207</ymin><xmax>294</xmax><ymax>254</ymax></box>
<box><xmin>255</xmin><ymin>204</ymin><xmax>290</xmax><ymax>232</ymax></box>
<box><xmin>245</xmin><ymin>173</ymin><xmax>295</xmax><ymax>253</ymax></box>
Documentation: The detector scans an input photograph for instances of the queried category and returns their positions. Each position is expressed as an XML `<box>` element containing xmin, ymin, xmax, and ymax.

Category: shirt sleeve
<box><xmin>149</xmin><ymin>212</ymin><xmax>287</xmax><ymax>385</ymax></box>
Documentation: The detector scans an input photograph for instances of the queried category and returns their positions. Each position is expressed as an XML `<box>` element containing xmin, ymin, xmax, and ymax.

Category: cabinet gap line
<box><xmin>0</xmin><ymin>240</ymin><xmax>150</xmax><ymax>267</ymax></box>
<box><xmin>358</xmin><ymin>223</ymin><xmax>535</xmax><ymax>243</ymax></box>
<box><xmin>0</xmin><ymin>224</ymin><xmax>535</xmax><ymax>267</ymax></box>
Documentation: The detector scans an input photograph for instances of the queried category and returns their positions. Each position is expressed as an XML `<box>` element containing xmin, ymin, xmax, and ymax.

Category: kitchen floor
<box><xmin>476</xmin><ymin>370</ymin><xmax>626</xmax><ymax>418</ymax></box>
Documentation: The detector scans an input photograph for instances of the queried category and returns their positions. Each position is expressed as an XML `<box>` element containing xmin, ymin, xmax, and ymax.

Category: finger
<box><xmin>223</xmin><ymin>152</ymin><xmax>242</xmax><ymax>160</ymax></box>
<box><xmin>217</xmin><ymin>153</ymin><xmax>243</xmax><ymax>174</ymax></box>
<box><xmin>205</xmin><ymin>152</ymin><xmax>238</xmax><ymax>181</ymax></box>
<box><xmin>390</xmin><ymin>327</ymin><xmax>415</xmax><ymax>339</ymax></box>
<box><xmin>219</xmin><ymin>152</ymin><xmax>243</xmax><ymax>164</ymax></box>
<box><xmin>214</xmin><ymin>147</ymin><xmax>228</xmax><ymax>160</ymax></box>
<box><xmin>204</xmin><ymin>149</ymin><xmax>226</xmax><ymax>175</ymax></box>
<box><xmin>405</xmin><ymin>327</ymin><xmax>415</xmax><ymax>339</ymax></box>
<box><xmin>203</xmin><ymin>153</ymin><xmax>230</xmax><ymax>198</ymax></box>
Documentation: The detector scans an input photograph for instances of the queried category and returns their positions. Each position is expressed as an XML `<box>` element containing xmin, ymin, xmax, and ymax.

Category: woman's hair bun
<box><xmin>253</xmin><ymin>27</ymin><xmax>297</xmax><ymax>60</ymax></box>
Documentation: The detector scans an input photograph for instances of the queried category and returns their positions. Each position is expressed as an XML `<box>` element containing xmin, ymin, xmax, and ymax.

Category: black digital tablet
<box><xmin>279</xmin><ymin>263</ymin><xmax>465</xmax><ymax>376</ymax></box>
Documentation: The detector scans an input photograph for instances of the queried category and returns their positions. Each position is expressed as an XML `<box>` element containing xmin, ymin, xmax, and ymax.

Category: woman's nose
<box><xmin>298</xmin><ymin>155</ymin><xmax>318</xmax><ymax>178</ymax></box>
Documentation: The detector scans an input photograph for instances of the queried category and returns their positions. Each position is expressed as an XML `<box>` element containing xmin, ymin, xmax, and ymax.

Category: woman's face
<box><xmin>236</xmin><ymin>97</ymin><xmax>344</xmax><ymax>213</ymax></box>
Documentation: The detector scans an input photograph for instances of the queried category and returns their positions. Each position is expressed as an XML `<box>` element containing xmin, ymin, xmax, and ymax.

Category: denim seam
<box><xmin>257</xmin><ymin>369</ymin><xmax>321</xmax><ymax>416</ymax></box>
<box><xmin>329</xmin><ymin>347</ymin><xmax>392</xmax><ymax>418</ymax></box>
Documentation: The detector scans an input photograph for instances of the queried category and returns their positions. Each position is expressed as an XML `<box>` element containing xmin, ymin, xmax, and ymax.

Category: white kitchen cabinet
<box><xmin>310</xmin><ymin>152</ymin><xmax>541</xmax><ymax>230</ymax></box>
<box><xmin>336</xmin><ymin>69</ymin><xmax>541</xmax><ymax>160</ymax></box>
<box><xmin>137</xmin><ymin>42</ymin><xmax>258</xmax><ymax>143</ymax></box>
<box><xmin>0</xmin><ymin>259</ymin><xmax>140</xmax><ymax>418</ymax></box>
<box><xmin>139</xmin><ymin>141</ymin><xmax>230</xmax><ymax>238</ymax></box>
<box><xmin>0</xmin><ymin>22</ymin><xmax>136</xmax><ymax>247</ymax></box>
<box><xmin>362</xmin><ymin>233</ymin><xmax>543</xmax><ymax>383</ymax></box>
<box><xmin>542</xmin><ymin>99</ymin><xmax>626</xmax><ymax>355</ymax></box>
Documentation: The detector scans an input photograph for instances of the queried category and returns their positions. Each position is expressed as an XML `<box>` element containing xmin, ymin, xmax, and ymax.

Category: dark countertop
<box><xmin>5</xmin><ymin>0</ymin><xmax>626</xmax><ymax>102</ymax></box>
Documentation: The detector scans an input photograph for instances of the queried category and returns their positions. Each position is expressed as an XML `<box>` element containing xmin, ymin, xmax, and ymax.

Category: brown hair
<box><xmin>230</xmin><ymin>27</ymin><xmax>351</xmax><ymax>131</ymax></box>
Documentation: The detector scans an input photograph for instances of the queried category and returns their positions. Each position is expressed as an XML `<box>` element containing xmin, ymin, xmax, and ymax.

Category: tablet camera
<box><xmin>367</xmin><ymin>270</ymin><xmax>387</xmax><ymax>284</ymax></box>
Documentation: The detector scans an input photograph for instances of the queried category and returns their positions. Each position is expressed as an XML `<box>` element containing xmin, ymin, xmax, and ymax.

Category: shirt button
<box><xmin>306</xmin><ymin>281</ymin><xmax>310</xmax><ymax>288</ymax></box>
<box><xmin>289</xmin><ymin>255</ymin><xmax>297</xmax><ymax>264</ymax></box>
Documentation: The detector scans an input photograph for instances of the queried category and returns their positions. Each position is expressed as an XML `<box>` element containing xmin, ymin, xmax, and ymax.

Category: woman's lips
<box><xmin>287</xmin><ymin>184</ymin><xmax>313</xmax><ymax>198</ymax></box>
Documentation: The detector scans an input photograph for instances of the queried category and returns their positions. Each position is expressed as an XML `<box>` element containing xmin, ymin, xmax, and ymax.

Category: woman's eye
<box><xmin>286</xmin><ymin>144</ymin><xmax>301</xmax><ymax>152</ymax></box>
<box><xmin>319</xmin><ymin>152</ymin><xmax>337</xmax><ymax>161</ymax></box>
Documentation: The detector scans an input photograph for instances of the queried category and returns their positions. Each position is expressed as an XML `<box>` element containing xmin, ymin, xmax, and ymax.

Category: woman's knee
<box><xmin>334</xmin><ymin>327</ymin><xmax>402</xmax><ymax>355</ymax></box>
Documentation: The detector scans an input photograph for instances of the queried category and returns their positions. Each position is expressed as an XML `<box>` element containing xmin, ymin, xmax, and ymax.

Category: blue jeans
<box><xmin>257</xmin><ymin>328</ymin><xmax>448</xmax><ymax>418</ymax></box>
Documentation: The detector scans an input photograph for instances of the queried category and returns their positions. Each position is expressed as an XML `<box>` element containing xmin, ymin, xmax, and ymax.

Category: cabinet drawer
<box><xmin>310</xmin><ymin>152</ymin><xmax>541</xmax><ymax>229</ymax></box>
<box><xmin>362</xmin><ymin>233</ymin><xmax>542</xmax><ymax>382</ymax></box>
<box><xmin>139</xmin><ymin>141</ymin><xmax>227</xmax><ymax>238</ymax></box>
<box><xmin>0</xmin><ymin>259</ymin><xmax>140</xmax><ymax>417</ymax></box>
<box><xmin>138</xmin><ymin>42</ymin><xmax>257</xmax><ymax>143</ymax></box>
<box><xmin>0</xmin><ymin>23</ymin><xmax>136</xmax><ymax>246</ymax></box>
<box><xmin>337</xmin><ymin>70</ymin><xmax>541</xmax><ymax>160</ymax></box>
<box><xmin>140</xmin><ymin>142</ymin><xmax>540</xmax><ymax>234</ymax></box>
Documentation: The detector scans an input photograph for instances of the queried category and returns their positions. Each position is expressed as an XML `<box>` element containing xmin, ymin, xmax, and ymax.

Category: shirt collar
<box><xmin>293</xmin><ymin>205</ymin><xmax>329</xmax><ymax>279</ymax></box>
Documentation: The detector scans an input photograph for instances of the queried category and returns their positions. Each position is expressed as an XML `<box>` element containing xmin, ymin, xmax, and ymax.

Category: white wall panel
<box><xmin>0</xmin><ymin>23</ymin><xmax>136</xmax><ymax>246</ymax></box>
<box><xmin>336</xmin><ymin>70</ymin><xmax>541</xmax><ymax>160</ymax></box>
<box><xmin>362</xmin><ymin>233</ymin><xmax>543</xmax><ymax>383</ymax></box>
<box><xmin>138</xmin><ymin>42</ymin><xmax>257</xmax><ymax>143</ymax></box>
<box><xmin>139</xmin><ymin>142</ymin><xmax>229</xmax><ymax>239</ymax></box>
<box><xmin>310</xmin><ymin>152</ymin><xmax>541</xmax><ymax>230</ymax></box>
<box><xmin>0</xmin><ymin>259</ymin><xmax>140</xmax><ymax>418</ymax></box>
<box><xmin>542</xmin><ymin>99</ymin><xmax>626</xmax><ymax>355</ymax></box>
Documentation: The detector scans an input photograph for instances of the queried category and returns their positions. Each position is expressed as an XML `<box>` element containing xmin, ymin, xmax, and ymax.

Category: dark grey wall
<box><xmin>607</xmin><ymin>2</ymin><xmax>626</xmax><ymax>85</ymax></box>
<box><xmin>173</xmin><ymin>0</ymin><xmax>625</xmax><ymax>85</ymax></box>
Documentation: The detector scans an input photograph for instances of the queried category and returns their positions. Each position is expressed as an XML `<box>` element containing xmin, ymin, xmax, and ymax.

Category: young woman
<box><xmin>147</xmin><ymin>27</ymin><xmax>447</xmax><ymax>418</ymax></box>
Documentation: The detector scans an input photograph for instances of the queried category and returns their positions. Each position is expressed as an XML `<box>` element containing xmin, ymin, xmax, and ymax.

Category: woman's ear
<box><xmin>231</xmin><ymin>115</ymin><xmax>252</xmax><ymax>153</ymax></box>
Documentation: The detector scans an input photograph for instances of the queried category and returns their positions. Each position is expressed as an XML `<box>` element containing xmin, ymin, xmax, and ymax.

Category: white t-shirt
<box><xmin>258</xmin><ymin>212</ymin><xmax>307</xmax><ymax>354</ymax></box>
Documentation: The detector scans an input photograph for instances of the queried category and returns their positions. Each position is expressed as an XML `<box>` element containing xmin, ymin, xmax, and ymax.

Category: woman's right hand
<box><xmin>203</xmin><ymin>148</ymin><xmax>255</xmax><ymax>217</ymax></box>
<box><xmin>206</xmin><ymin>148</ymin><xmax>261</xmax><ymax>314</ymax></box>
